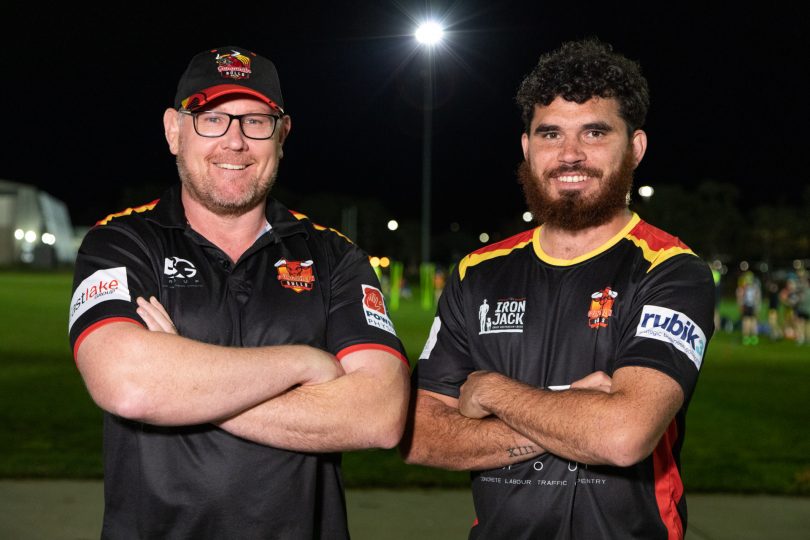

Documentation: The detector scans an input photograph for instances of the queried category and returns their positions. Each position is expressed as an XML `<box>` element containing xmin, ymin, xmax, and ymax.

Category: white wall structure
<box><xmin>0</xmin><ymin>179</ymin><xmax>77</xmax><ymax>267</ymax></box>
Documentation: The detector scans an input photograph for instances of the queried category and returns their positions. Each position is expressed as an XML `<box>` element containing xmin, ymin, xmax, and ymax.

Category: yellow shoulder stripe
<box><xmin>96</xmin><ymin>200</ymin><xmax>158</xmax><ymax>226</ymax></box>
<box><xmin>626</xmin><ymin>235</ymin><xmax>695</xmax><ymax>272</ymax></box>
<box><xmin>290</xmin><ymin>210</ymin><xmax>353</xmax><ymax>244</ymax></box>
<box><xmin>458</xmin><ymin>231</ymin><xmax>534</xmax><ymax>280</ymax></box>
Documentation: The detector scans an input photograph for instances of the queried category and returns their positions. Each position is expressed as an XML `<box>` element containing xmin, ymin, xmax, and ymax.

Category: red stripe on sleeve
<box><xmin>73</xmin><ymin>317</ymin><xmax>144</xmax><ymax>360</ymax></box>
<box><xmin>336</xmin><ymin>343</ymin><xmax>409</xmax><ymax>367</ymax></box>
<box><xmin>652</xmin><ymin>420</ymin><xmax>685</xmax><ymax>540</ymax></box>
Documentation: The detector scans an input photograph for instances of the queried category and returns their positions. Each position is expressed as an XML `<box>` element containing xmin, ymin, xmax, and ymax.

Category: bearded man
<box><xmin>401</xmin><ymin>39</ymin><xmax>714</xmax><ymax>540</ymax></box>
<box><xmin>69</xmin><ymin>46</ymin><xmax>409</xmax><ymax>539</ymax></box>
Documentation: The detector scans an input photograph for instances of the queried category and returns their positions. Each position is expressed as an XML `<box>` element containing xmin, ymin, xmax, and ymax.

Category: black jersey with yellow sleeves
<box><xmin>415</xmin><ymin>213</ymin><xmax>714</xmax><ymax>540</ymax></box>
<box><xmin>69</xmin><ymin>184</ymin><xmax>406</xmax><ymax>540</ymax></box>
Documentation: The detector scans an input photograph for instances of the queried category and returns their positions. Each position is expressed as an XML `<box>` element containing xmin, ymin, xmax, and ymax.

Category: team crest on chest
<box><xmin>588</xmin><ymin>287</ymin><xmax>618</xmax><ymax>328</ymax></box>
<box><xmin>478</xmin><ymin>297</ymin><xmax>525</xmax><ymax>334</ymax></box>
<box><xmin>274</xmin><ymin>259</ymin><xmax>315</xmax><ymax>293</ymax></box>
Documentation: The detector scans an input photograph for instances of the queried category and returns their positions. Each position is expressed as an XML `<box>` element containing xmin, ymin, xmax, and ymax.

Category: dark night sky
<box><xmin>1</xmin><ymin>2</ymin><xmax>805</xmax><ymax>238</ymax></box>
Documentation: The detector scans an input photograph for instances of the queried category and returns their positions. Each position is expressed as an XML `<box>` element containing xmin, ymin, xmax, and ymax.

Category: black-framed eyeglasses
<box><xmin>179</xmin><ymin>110</ymin><xmax>283</xmax><ymax>140</ymax></box>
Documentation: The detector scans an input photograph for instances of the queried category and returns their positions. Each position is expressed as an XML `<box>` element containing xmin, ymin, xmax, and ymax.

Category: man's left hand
<box><xmin>136</xmin><ymin>296</ymin><xmax>178</xmax><ymax>334</ymax></box>
<box><xmin>459</xmin><ymin>370</ymin><xmax>503</xmax><ymax>419</ymax></box>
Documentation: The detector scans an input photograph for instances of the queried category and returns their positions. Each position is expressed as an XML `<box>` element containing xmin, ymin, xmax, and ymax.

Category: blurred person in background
<box><xmin>737</xmin><ymin>270</ymin><xmax>761</xmax><ymax>345</ymax></box>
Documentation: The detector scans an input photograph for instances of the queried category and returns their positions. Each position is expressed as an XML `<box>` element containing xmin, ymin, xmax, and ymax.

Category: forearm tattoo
<box><xmin>507</xmin><ymin>445</ymin><xmax>535</xmax><ymax>458</ymax></box>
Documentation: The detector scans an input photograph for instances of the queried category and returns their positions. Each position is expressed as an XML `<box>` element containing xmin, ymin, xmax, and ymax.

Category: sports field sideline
<box><xmin>0</xmin><ymin>481</ymin><xmax>808</xmax><ymax>539</ymax></box>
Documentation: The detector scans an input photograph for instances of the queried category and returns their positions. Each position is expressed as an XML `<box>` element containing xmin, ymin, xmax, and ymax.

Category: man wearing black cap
<box><xmin>69</xmin><ymin>46</ymin><xmax>409</xmax><ymax>539</ymax></box>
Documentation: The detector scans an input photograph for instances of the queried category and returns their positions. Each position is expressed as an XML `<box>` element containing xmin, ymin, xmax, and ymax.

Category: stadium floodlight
<box><xmin>14</xmin><ymin>229</ymin><xmax>24</xmax><ymax>240</ymax></box>
<box><xmin>638</xmin><ymin>185</ymin><xmax>654</xmax><ymax>199</ymax></box>
<box><xmin>522</xmin><ymin>211</ymin><xmax>533</xmax><ymax>223</ymax></box>
<box><xmin>479</xmin><ymin>233</ymin><xmax>490</xmax><ymax>243</ymax></box>
<box><xmin>387</xmin><ymin>220</ymin><xmax>399</xmax><ymax>231</ymax></box>
<box><xmin>24</xmin><ymin>230</ymin><xmax>37</xmax><ymax>243</ymax></box>
<box><xmin>415</xmin><ymin>21</ymin><xmax>444</xmax><ymax>45</ymax></box>
<box><xmin>42</xmin><ymin>233</ymin><xmax>56</xmax><ymax>245</ymax></box>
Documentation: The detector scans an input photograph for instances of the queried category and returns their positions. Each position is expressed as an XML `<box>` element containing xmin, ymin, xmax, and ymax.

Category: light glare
<box><xmin>638</xmin><ymin>185</ymin><xmax>654</xmax><ymax>198</ymax></box>
<box><xmin>387</xmin><ymin>220</ymin><xmax>399</xmax><ymax>231</ymax></box>
<box><xmin>416</xmin><ymin>21</ymin><xmax>444</xmax><ymax>45</ymax></box>
<box><xmin>479</xmin><ymin>233</ymin><xmax>490</xmax><ymax>243</ymax></box>
<box><xmin>14</xmin><ymin>229</ymin><xmax>24</xmax><ymax>240</ymax></box>
<box><xmin>522</xmin><ymin>211</ymin><xmax>533</xmax><ymax>223</ymax></box>
<box><xmin>42</xmin><ymin>233</ymin><xmax>56</xmax><ymax>245</ymax></box>
<box><xmin>24</xmin><ymin>230</ymin><xmax>37</xmax><ymax>243</ymax></box>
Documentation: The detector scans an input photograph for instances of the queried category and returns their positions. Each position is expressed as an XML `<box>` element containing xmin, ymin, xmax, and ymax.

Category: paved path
<box><xmin>1</xmin><ymin>481</ymin><xmax>808</xmax><ymax>539</ymax></box>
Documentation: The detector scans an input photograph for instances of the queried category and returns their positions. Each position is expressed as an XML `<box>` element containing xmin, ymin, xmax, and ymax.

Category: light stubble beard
<box><xmin>175</xmin><ymin>152</ymin><xmax>276</xmax><ymax>217</ymax></box>
<box><xmin>517</xmin><ymin>147</ymin><xmax>636</xmax><ymax>232</ymax></box>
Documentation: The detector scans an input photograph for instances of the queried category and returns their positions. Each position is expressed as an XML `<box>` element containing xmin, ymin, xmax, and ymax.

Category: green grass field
<box><xmin>1</xmin><ymin>272</ymin><xmax>808</xmax><ymax>494</ymax></box>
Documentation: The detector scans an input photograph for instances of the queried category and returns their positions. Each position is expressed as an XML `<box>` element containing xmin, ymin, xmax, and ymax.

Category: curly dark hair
<box><xmin>516</xmin><ymin>39</ymin><xmax>649</xmax><ymax>135</ymax></box>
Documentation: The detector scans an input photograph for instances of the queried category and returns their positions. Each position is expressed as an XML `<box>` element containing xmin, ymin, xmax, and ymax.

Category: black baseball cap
<box><xmin>174</xmin><ymin>46</ymin><xmax>284</xmax><ymax>113</ymax></box>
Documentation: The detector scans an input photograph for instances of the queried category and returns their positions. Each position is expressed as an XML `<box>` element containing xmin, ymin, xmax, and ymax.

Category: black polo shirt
<box><xmin>416</xmin><ymin>214</ymin><xmax>714</xmax><ymax>540</ymax></box>
<box><xmin>69</xmin><ymin>184</ymin><xmax>406</xmax><ymax>539</ymax></box>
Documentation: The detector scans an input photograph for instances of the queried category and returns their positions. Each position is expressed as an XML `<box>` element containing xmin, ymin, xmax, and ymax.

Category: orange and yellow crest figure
<box><xmin>215</xmin><ymin>50</ymin><xmax>252</xmax><ymax>80</ymax></box>
<box><xmin>275</xmin><ymin>259</ymin><xmax>315</xmax><ymax>293</ymax></box>
<box><xmin>588</xmin><ymin>287</ymin><xmax>618</xmax><ymax>328</ymax></box>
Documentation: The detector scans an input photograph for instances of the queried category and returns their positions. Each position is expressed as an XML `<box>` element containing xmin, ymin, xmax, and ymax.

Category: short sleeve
<box><xmin>614</xmin><ymin>255</ymin><xmax>715</xmax><ymax>402</ymax></box>
<box><xmin>324</xmin><ymin>240</ymin><xmax>407</xmax><ymax>365</ymax></box>
<box><xmin>413</xmin><ymin>265</ymin><xmax>477</xmax><ymax>398</ymax></box>
<box><xmin>68</xmin><ymin>224</ymin><xmax>158</xmax><ymax>355</ymax></box>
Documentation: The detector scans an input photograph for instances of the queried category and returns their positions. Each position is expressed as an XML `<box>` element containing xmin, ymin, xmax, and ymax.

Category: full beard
<box><xmin>518</xmin><ymin>148</ymin><xmax>636</xmax><ymax>232</ymax></box>
<box><xmin>176</xmin><ymin>153</ymin><xmax>276</xmax><ymax>217</ymax></box>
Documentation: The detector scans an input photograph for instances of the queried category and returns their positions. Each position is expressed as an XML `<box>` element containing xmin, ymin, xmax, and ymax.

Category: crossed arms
<box><xmin>400</xmin><ymin>366</ymin><xmax>683</xmax><ymax>470</ymax></box>
<box><xmin>76</xmin><ymin>297</ymin><xmax>410</xmax><ymax>452</ymax></box>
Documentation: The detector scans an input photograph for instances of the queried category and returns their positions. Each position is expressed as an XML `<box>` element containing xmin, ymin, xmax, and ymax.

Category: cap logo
<box><xmin>215</xmin><ymin>50</ymin><xmax>252</xmax><ymax>80</ymax></box>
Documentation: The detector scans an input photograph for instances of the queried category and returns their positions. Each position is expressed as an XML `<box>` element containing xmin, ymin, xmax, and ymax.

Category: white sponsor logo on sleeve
<box><xmin>420</xmin><ymin>317</ymin><xmax>442</xmax><ymax>360</ymax></box>
<box><xmin>361</xmin><ymin>284</ymin><xmax>397</xmax><ymax>336</ymax></box>
<box><xmin>68</xmin><ymin>267</ymin><xmax>130</xmax><ymax>331</ymax></box>
<box><xmin>635</xmin><ymin>305</ymin><xmax>707</xmax><ymax>370</ymax></box>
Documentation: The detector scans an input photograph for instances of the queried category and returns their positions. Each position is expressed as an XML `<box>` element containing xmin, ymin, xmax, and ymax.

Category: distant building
<box><xmin>0</xmin><ymin>179</ymin><xmax>77</xmax><ymax>267</ymax></box>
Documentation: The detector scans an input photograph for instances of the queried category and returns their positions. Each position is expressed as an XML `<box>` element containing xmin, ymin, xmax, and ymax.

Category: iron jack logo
<box><xmin>478</xmin><ymin>297</ymin><xmax>525</xmax><ymax>334</ymax></box>
<box><xmin>588</xmin><ymin>287</ymin><xmax>618</xmax><ymax>328</ymax></box>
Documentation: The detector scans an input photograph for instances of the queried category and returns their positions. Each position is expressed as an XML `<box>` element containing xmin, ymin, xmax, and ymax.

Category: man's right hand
<box><xmin>570</xmin><ymin>370</ymin><xmax>613</xmax><ymax>393</ymax></box>
<box><xmin>300</xmin><ymin>348</ymin><xmax>345</xmax><ymax>385</ymax></box>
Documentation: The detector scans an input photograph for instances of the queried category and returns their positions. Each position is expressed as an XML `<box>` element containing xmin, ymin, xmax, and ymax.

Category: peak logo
<box><xmin>635</xmin><ymin>305</ymin><xmax>706</xmax><ymax>369</ymax></box>
<box><xmin>68</xmin><ymin>267</ymin><xmax>130</xmax><ymax>331</ymax></box>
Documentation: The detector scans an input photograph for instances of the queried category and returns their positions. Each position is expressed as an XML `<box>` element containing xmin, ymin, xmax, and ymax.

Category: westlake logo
<box><xmin>68</xmin><ymin>267</ymin><xmax>130</xmax><ymax>331</ymax></box>
<box><xmin>635</xmin><ymin>305</ymin><xmax>707</xmax><ymax>369</ymax></box>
